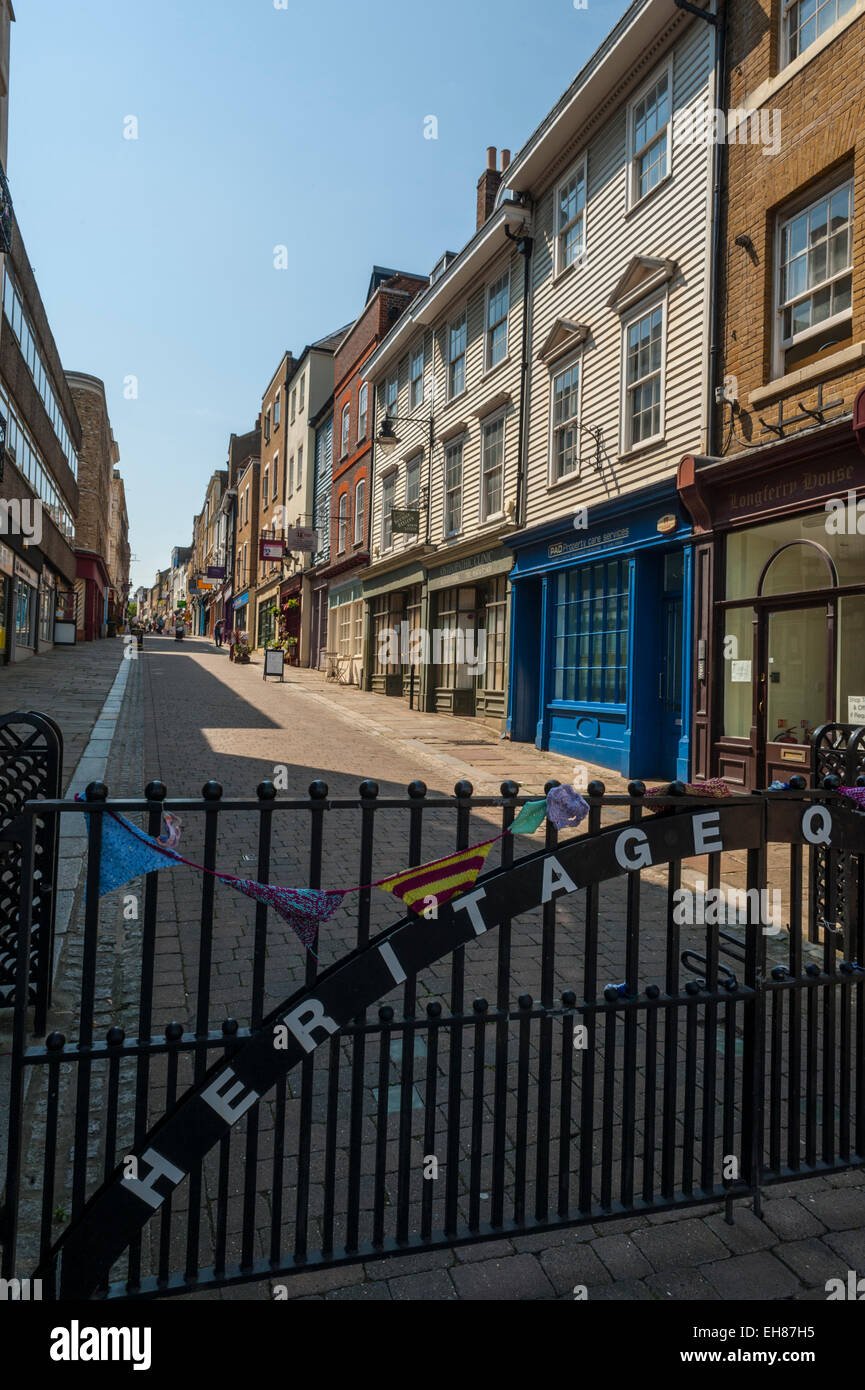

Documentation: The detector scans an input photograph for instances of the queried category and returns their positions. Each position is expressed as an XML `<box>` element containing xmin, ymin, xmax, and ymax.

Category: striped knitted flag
<box><xmin>377</xmin><ymin>839</ymin><xmax>498</xmax><ymax>915</ymax></box>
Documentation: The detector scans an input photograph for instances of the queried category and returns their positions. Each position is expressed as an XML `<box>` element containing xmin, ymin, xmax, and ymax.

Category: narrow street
<box><xmin>5</xmin><ymin>634</ymin><xmax>864</xmax><ymax>1305</ymax></box>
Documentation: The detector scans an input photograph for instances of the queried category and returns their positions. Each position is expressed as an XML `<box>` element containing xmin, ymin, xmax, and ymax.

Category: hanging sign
<box><xmin>260</xmin><ymin>538</ymin><xmax>285</xmax><ymax>560</ymax></box>
<box><xmin>391</xmin><ymin>508</ymin><xmax>420</xmax><ymax>536</ymax></box>
<box><xmin>206</xmin><ymin>565</ymin><xmax>226</xmax><ymax>579</ymax></box>
<box><xmin>284</xmin><ymin>527</ymin><xmax>318</xmax><ymax>552</ymax></box>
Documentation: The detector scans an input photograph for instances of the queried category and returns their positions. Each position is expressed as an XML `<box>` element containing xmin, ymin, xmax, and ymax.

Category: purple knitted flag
<box><xmin>218</xmin><ymin>877</ymin><xmax>346</xmax><ymax>950</ymax></box>
<box><xmin>546</xmin><ymin>785</ymin><xmax>590</xmax><ymax>830</ymax></box>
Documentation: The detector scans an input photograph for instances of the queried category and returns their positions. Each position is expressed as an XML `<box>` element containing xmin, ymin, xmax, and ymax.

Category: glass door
<box><xmin>762</xmin><ymin>605</ymin><xmax>830</xmax><ymax>785</ymax></box>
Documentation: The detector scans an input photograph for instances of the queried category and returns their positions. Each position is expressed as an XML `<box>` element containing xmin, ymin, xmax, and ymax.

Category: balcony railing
<box><xmin>0</xmin><ymin>164</ymin><xmax>13</xmax><ymax>255</ymax></box>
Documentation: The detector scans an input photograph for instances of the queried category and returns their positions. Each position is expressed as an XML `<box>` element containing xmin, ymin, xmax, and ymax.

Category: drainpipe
<box><xmin>675</xmin><ymin>0</ymin><xmax>726</xmax><ymax>457</ymax></box>
<box><xmin>505</xmin><ymin>226</ymin><xmax>534</xmax><ymax>527</ymax></box>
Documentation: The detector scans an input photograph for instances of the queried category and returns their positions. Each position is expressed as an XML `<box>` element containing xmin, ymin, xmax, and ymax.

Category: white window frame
<box><xmin>444</xmin><ymin>438</ymin><xmax>464</xmax><ymax>537</ymax></box>
<box><xmin>354</xmin><ymin>478</ymin><xmax>365</xmax><ymax>546</ymax></box>
<box><xmin>264</xmin><ymin>410</ymin><xmax>271</xmax><ymax>443</ymax></box>
<box><xmin>485</xmin><ymin>270</ymin><xmax>511</xmax><ymax>370</ymax></box>
<box><xmin>297</xmin><ymin>444</ymin><xmax>303</xmax><ymax>488</ymax></box>
<box><xmin>299</xmin><ymin>374</ymin><xmax>305</xmax><ymax>411</ymax></box>
<box><xmin>479</xmin><ymin>412</ymin><xmax>506</xmax><ymax>523</ymax></box>
<box><xmin>386</xmin><ymin>375</ymin><xmax>398</xmax><ymax>418</ymax></box>
<box><xmin>773</xmin><ymin>176</ymin><xmax>854</xmax><ymax>376</ymax></box>
<box><xmin>357</xmin><ymin>382</ymin><xmax>368</xmax><ymax>440</ymax></box>
<box><xmin>288</xmin><ymin>457</ymin><xmax>294</xmax><ymax>496</ymax></box>
<box><xmin>619</xmin><ymin>292</ymin><xmax>667</xmax><ymax>454</ymax></box>
<box><xmin>381</xmin><ymin>470</ymin><xmax>397</xmax><ymax>552</ymax></box>
<box><xmin>337</xmin><ymin>491</ymin><xmax>348</xmax><ymax>554</ymax></box>
<box><xmin>272</xmin><ymin>451</ymin><xmax>279</xmax><ymax>496</ymax></box>
<box><xmin>627</xmin><ymin>60</ymin><xmax>673</xmax><ymax>210</ymax></box>
<box><xmin>554</xmin><ymin>157</ymin><xmax>587</xmax><ymax>276</ymax></box>
<box><xmin>290</xmin><ymin>389</ymin><xmax>296</xmax><ymax>422</ymax></box>
<box><xmin>548</xmin><ymin>354</ymin><xmax>582</xmax><ymax>485</ymax></box>
<box><xmin>273</xmin><ymin>393</ymin><xmax>280</xmax><ymax>428</ymax></box>
<box><xmin>262</xmin><ymin>467</ymin><xmax>269</xmax><ymax>507</ymax></box>
<box><xmin>410</xmin><ymin>343</ymin><xmax>425</xmax><ymax>409</ymax></box>
<box><xmin>405</xmin><ymin>453</ymin><xmax>422</xmax><ymax>511</ymax></box>
<box><xmin>448</xmin><ymin>309</ymin><xmax>468</xmax><ymax>400</ymax></box>
<box><xmin>782</xmin><ymin>0</ymin><xmax>855</xmax><ymax>66</ymax></box>
<box><xmin>341</xmin><ymin>401</ymin><xmax>351</xmax><ymax>457</ymax></box>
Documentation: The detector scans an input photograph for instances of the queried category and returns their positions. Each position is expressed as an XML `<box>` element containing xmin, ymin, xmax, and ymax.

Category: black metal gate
<box><xmin>2</xmin><ymin>772</ymin><xmax>864</xmax><ymax>1300</ymax></box>
<box><xmin>0</xmin><ymin>710</ymin><xmax>62</xmax><ymax>1033</ymax></box>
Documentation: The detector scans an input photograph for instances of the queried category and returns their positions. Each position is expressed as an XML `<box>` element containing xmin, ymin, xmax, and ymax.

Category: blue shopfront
<box><xmin>507</xmin><ymin>483</ymin><xmax>693</xmax><ymax>781</ymax></box>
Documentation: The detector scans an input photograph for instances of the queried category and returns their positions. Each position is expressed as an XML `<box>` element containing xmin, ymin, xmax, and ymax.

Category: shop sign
<box><xmin>731</xmin><ymin>660</ymin><xmax>751</xmax><ymax>683</ymax></box>
<box><xmin>391</xmin><ymin>509</ymin><xmax>419</xmax><ymax>536</ymax></box>
<box><xmin>206</xmin><ymin>565</ymin><xmax>226</xmax><ymax>579</ymax></box>
<box><xmin>284</xmin><ymin>527</ymin><xmax>318</xmax><ymax>552</ymax></box>
<box><xmin>719</xmin><ymin>463</ymin><xmax>861</xmax><ymax>524</ymax></box>
<box><xmin>260</xmin><ymin>538</ymin><xmax>285</xmax><ymax>560</ymax></box>
<box><xmin>0</xmin><ymin>541</ymin><xmax>13</xmax><ymax>576</ymax></box>
<box><xmin>656</xmin><ymin>513</ymin><xmax>677</xmax><ymax>534</ymax></box>
<box><xmin>548</xmin><ymin>528</ymin><xmax>629</xmax><ymax>560</ymax></box>
<box><xmin>14</xmin><ymin>555</ymin><xmax>39</xmax><ymax>587</ymax></box>
<box><xmin>848</xmin><ymin>696</ymin><xmax>865</xmax><ymax>724</ymax></box>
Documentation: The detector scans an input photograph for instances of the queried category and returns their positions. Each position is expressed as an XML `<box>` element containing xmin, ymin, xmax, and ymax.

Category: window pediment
<box><xmin>608</xmin><ymin>256</ymin><xmax>677</xmax><ymax>314</ymax></box>
<box><xmin>537</xmin><ymin>319</ymin><xmax>590</xmax><ymax>364</ymax></box>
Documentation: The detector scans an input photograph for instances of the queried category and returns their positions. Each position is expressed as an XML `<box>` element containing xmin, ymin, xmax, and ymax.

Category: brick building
<box><xmin>233</xmin><ymin>456</ymin><xmax>260</xmax><ymax>641</ymax></box>
<box><xmin>318</xmin><ymin>267</ymin><xmax>427</xmax><ymax>684</ymax></box>
<box><xmin>107</xmin><ymin>466</ymin><xmax>130</xmax><ymax>629</ymax></box>
<box><xmin>66</xmin><ymin>372</ymin><xmax>118</xmax><ymax>644</ymax></box>
<box><xmin>678</xmin><ymin>0</ymin><xmax>865</xmax><ymax>788</ymax></box>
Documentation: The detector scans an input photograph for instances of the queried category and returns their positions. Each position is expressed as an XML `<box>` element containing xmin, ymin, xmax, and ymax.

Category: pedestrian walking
<box><xmin>214</xmin><ymin>619</ymin><xmax>224</xmax><ymax>648</ymax></box>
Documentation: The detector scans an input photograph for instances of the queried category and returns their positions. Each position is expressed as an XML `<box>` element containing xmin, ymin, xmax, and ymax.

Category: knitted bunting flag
<box><xmin>509</xmin><ymin>799</ymin><xmax>548</xmax><ymax>835</ymax></box>
<box><xmin>377</xmin><ymin>839</ymin><xmax>497</xmax><ymax>915</ymax></box>
<box><xmin>81</xmin><ymin>804</ymin><xmax>183</xmax><ymax>898</ymax></box>
<box><xmin>217</xmin><ymin>878</ymin><xmax>346</xmax><ymax>950</ymax></box>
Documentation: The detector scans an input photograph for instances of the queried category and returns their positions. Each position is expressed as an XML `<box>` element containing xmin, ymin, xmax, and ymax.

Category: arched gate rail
<box><xmin>1</xmin><ymin>776</ymin><xmax>864</xmax><ymax>1300</ymax></box>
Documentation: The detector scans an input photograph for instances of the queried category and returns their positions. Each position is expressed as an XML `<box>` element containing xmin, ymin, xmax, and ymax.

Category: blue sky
<box><xmin>10</xmin><ymin>0</ymin><xmax>632</xmax><ymax>590</ymax></box>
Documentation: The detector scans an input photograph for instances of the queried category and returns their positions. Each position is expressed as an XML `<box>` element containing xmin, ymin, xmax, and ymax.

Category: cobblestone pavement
<box><xmin>6</xmin><ymin>633</ymin><xmax>863</xmax><ymax>1303</ymax></box>
<box><xmin>0</xmin><ymin>637</ymin><xmax>126</xmax><ymax>792</ymax></box>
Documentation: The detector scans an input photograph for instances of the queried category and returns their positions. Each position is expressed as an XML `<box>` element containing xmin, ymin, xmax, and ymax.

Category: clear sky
<box><xmin>10</xmin><ymin>0</ymin><xmax>632</xmax><ymax>591</ymax></box>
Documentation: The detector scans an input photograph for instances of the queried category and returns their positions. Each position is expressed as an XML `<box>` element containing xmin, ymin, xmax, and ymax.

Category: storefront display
<box><xmin>679</xmin><ymin>391</ymin><xmax>865</xmax><ymax>788</ymax></box>
<box><xmin>507</xmin><ymin>483</ymin><xmax>693</xmax><ymax>780</ymax></box>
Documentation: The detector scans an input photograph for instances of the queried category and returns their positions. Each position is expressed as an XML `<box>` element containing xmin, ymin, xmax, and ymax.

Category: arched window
<box><xmin>354</xmin><ymin>479</ymin><xmax>365</xmax><ymax>546</ymax></box>
<box><xmin>337</xmin><ymin>492</ymin><xmax>348</xmax><ymax>553</ymax></box>
<box><xmin>757</xmin><ymin>539</ymin><xmax>838</xmax><ymax>597</ymax></box>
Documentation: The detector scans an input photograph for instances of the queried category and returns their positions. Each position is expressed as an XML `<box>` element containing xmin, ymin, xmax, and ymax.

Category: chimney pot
<box><xmin>487</xmin><ymin>145</ymin><xmax>497</xmax><ymax>170</ymax></box>
<box><xmin>501</xmin><ymin>149</ymin><xmax>511</xmax><ymax>171</ymax></box>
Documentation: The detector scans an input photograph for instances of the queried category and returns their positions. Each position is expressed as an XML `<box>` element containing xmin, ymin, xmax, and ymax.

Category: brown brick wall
<box><xmin>719</xmin><ymin>7</ymin><xmax>865</xmax><ymax>453</ymax></box>
<box><xmin>67</xmin><ymin>376</ymin><xmax>113</xmax><ymax>559</ymax></box>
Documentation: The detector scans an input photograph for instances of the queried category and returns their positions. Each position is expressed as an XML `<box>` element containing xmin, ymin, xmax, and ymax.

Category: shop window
<box><xmin>372</xmin><ymin>592</ymin><xmax>402</xmax><ymax>674</ymax></box>
<box><xmin>553</xmin><ymin>560</ymin><xmax>629</xmax><ymax>704</ymax></box>
<box><xmin>353</xmin><ymin>598</ymin><xmax>364</xmax><ymax>656</ymax></box>
<box><xmin>403</xmin><ymin>584</ymin><xmax>422</xmax><ymax>671</ymax></box>
<box><xmin>15</xmin><ymin>578</ymin><xmax>35</xmax><ymax>649</ymax></box>
<box><xmin>39</xmin><ymin>585</ymin><xmax>54</xmax><ymax>643</ymax></box>
<box><xmin>725</xmin><ymin>512</ymin><xmax>865</xmax><ymax>598</ymax></box>
<box><xmin>721</xmin><ymin>606</ymin><xmax>754</xmax><ymax>739</ymax></box>
<box><xmin>777</xmin><ymin>179</ymin><xmax>853</xmax><ymax>373</ymax></box>
<box><xmin>482</xmin><ymin>576</ymin><xmax>507</xmax><ymax>692</ymax></box>
<box><xmin>435</xmin><ymin>587</ymin><xmax>477</xmax><ymax>691</ymax></box>
<box><xmin>838</xmin><ymin>594</ymin><xmax>865</xmax><ymax>725</ymax></box>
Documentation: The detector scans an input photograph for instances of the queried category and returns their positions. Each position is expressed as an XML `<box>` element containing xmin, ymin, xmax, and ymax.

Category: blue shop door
<box><xmin>659</xmin><ymin>558</ymin><xmax>684</xmax><ymax>776</ymax></box>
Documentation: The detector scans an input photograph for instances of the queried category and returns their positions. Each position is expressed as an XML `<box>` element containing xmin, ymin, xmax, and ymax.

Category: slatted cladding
<box><xmin>370</xmin><ymin>245</ymin><xmax>524</xmax><ymax>557</ymax></box>
<box><xmin>524</xmin><ymin>19</ymin><xmax>713</xmax><ymax>530</ymax></box>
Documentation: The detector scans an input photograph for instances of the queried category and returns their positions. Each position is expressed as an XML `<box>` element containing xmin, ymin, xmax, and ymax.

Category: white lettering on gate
<box><xmin>378</xmin><ymin>940</ymin><xmax>406</xmax><ymax>984</ymax></box>
<box><xmin>541</xmin><ymin>857</ymin><xmax>578</xmax><ymax>903</ymax></box>
<box><xmin>122</xmin><ymin>1146</ymin><xmax>185</xmax><ymax>1210</ymax></box>
<box><xmin>692</xmin><ymin>811</ymin><xmax>724</xmax><ymax>855</ymax></box>
<box><xmin>615</xmin><ymin>827</ymin><xmax>652</xmax><ymax>870</ymax></box>
<box><xmin>201</xmin><ymin>1069</ymin><xmax>260</xmax><ymax>1124</ymax></box>
<box><xmin>802</xmin><ymin>805</ymin><xmax>832</xmax><ymax>845</ymax></box>
<box><xmin>282</xmin><ymin>998</ymin><xmax>340</xmax><ymax>1053</ymax></box>
<box><xmin>453</xmin><ymin>887</ymin><xmax>488</xmax><ymax>935</ymax></box>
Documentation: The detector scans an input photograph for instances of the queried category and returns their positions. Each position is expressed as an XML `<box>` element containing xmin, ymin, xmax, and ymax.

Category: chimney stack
<box><xmin>476</xmin><ymin>146</ymin><xmax>503</xmax><ymax>229</ymax></box>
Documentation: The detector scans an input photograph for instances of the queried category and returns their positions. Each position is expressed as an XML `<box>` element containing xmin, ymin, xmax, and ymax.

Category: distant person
<box><xmin>214</xmin><ymin>619</ymin><xmax>224</xmax><ymax>648</ymax></box>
